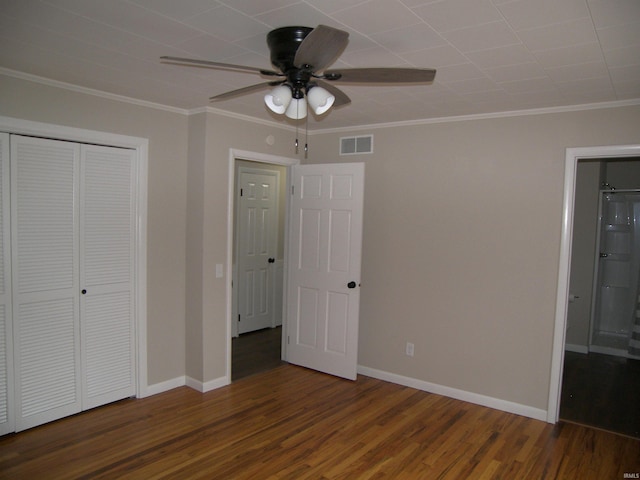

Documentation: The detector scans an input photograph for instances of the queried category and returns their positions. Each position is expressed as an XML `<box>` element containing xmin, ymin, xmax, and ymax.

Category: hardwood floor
<box><xmin>232</xmin><ymin>326</ymin><xmax>284</xmax><ymax>381</ymax></box>
<box><xmin>1</xmin><ymin>365</ymin><xmax>638</xmax><ymax>479</ymax></box>
<box><xmin>560</xmin><ymin>351</ymin><xmax>640</xmax><ymax>438</ymax></box>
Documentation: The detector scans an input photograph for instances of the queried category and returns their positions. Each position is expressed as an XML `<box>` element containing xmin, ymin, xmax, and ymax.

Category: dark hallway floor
<box><xmin>560</xmin><ymin>351</ymin><xmax>640</xmax><ymax>438</ymax></box>
<box><xmin>232</xmin><ymin>326</ymin><xmax>284</xmax><ymax>381</ymax></box>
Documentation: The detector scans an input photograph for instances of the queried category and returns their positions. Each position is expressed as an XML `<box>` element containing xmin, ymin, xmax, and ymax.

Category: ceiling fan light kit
<box><xmin>285</xmin><ymin>98</ymin><xmax>307</xmax><ymax>120</ymax></box>
<box><xmin>266</xmin><ymin>84</ymin><xmax>334</xmax><ymax>118</ymax></box>
<box><xmin>264</xmin><ymin>85</ymin><xmax>292</xmax><ymax>114</ymax></box>
<box><xmin>306</xmin><ymin>86</ymin><xmax>335</xmax><ymax>115</ymax></box>
<box><xmin>161</xmin><ymin>24</ymin><xmax>435</xmax><ymax>149</ymax></box>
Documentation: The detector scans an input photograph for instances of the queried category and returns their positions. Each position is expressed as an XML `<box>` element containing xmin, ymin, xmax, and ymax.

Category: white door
<box><xmin>11</xmin><ymin>135</ymin><xmax>82</xmax><ymax>432</ymax></box>
<box><xmin>0</xmin><ymin>133</ymin><xmax>13</xmax><ymax>436</ymax></box>
<box><xmin>10</xmin><ymin>136</ymin><xmax>136</xmax><ymax>432</ymax></box>
<box><xmin>286</xmin><ymin>162</ymin><xmax>364</xmax><ymax>380</ymax></box>
<box><xmin>80</xmin><ymin>144</ymin><xmax>136</xmax><ymax>409</ymax></box>
<box><xmin>236</xmin><ymin>168</ymin><xmax>279</xmax><ymax>334</ymax></box>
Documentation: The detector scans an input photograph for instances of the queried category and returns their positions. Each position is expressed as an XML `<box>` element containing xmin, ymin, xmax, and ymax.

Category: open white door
<box><xmin>286</xmin><ymin>162</ymin><xmax>364</xmax><ymax>380</ymax></box>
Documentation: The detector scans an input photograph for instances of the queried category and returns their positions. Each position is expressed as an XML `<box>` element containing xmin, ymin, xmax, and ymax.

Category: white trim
<box><xmin>226</xmin><ymin>149</ymin><xmax>299</xmax><ymax>383</ymax></box>
<box><xmin>548</xmin><ymin>144</ymin><xmax>640</xmax><ymax>423</ymax></box>
<box><xmin>196</xmin><ymin>106</ymin><xmax>297</xmax><ymax>132</ymax></box>
<box><xmin>312</xmin><ymin>99</ymin><xmax>640</xmax><ymax>134</ymax></box>
<box><xmin>564</xmin><ymin>343</ymin><xmax>589</xmax><ymax>354</ymax></box>
<box><xmin>0</xmin><ymin>67</ymin><xmax>188</xmax><ymax>116</ymax></box>
<box><xmin>0</xmin><ymin>115</ymin><xmax>149</xmax><ymax>400</ymax></box>
<box><xmin>186</xmin><ymin>376</ymin><xmax>228</xmax><ymax>393</ymax></box>
<box><xmin>359</xmin><ymin>365</ymin><xmax>547</xmax><ymax>422</ymax></box>
<box><xmin>3</xmin><ymin>67</ymin><xmax>638</xmax><ymax>135</ymax></box>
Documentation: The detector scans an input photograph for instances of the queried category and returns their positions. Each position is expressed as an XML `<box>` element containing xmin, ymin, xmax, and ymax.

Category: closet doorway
<box><xmin>0</xmin><ymin>116</ymin><xmax>148</xmax><ymax>434</ymax></box>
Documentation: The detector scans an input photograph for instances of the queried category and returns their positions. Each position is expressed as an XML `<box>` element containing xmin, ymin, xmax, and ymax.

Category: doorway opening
<box><xmin>232</xmin><ymin>160</ymin><xmax>287</xmax><ymax>381</ymax></box>
<box><xmin>547</xmin><ymin>145</ymin><xmax>640</xmax><ymax>438</ymax></box>
<box><xmin>226</xmin><ymin>150</ymin><xmax>298</xmax><ymax>382</ymax></box>
<box><xmin>560</xmin><ymin>157</ymin><xmax>640</xmax><ymax>438</ymax></box>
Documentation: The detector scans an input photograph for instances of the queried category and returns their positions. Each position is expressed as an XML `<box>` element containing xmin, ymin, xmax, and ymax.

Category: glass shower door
<box><xmin>591</xmin><ymin>191</ymin><xmax>640</xmax><ymax>353</ymax></box>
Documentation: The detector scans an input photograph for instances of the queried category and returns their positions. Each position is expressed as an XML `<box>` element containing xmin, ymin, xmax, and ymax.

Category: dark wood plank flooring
<box><xmin>232</xmin><ymin>326</ymin><xmax>284</xmax><ymax>381</ymax></box>
<box><xmin>1</xmin><ymin>365</ymin><xmax>638</xmax><ymax>479</ymax></box>
<box><xmin>560</xmin><ymin>351</ymin><xmax>640</xmax><ymax>438</ymax></box>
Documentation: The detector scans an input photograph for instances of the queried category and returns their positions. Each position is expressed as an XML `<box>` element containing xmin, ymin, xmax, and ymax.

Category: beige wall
<box><xmin>0</xmin><ymin>74</ymin><xmax>189</xmax><ymax>386</ymax></box>
<box><xmin>307</xmin><ymin>106</ymin><xmax>640</xmax><ymax>410</ymax></box>
<box><xmin>4</xmin><ymin>71</ymin><xmax>640</xmax><ymax>414</ymax></box>
<box><xmin>604</xmin><ymin>158</ymin><xmax>640</xmax><ymax>189</ymax></box>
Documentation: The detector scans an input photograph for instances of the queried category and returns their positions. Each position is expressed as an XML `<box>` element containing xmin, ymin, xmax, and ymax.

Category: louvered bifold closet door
<box><xmin>11</xmin><ymin>135</ymin><xmax>81</xmax><ymax>432</ymax></box>
<box><xmin>80</xmin><ymin>145</ymin><xmax>135</xmax><ymax>409</ymax></box>
<box><xmin>0</xmin><ymin>134</ymin><xmax>14</xmax><ymax>435</ymax></box>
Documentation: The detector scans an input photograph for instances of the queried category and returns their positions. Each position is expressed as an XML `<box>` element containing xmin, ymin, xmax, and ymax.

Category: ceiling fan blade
<box><xmin>323</xmin><ymin>67</ymin><xmax>436</xmax><ymax>84</ymax></box>
<box><xmin>210</xmin><ymin>82</ymin><xmax>279</xmax><ymax>102</ymax></box>
<box><xmin>294</xmin><ymin>25</ymin><xmax>349</xmax><ymax>72</ymax></box>
<box><xmin>315</xmin><ymin>80</ymin><xmax>351</xmax><ymax>107</ymax></box>
<box><xmin>161</xmin><ymin>56</ymin><xmax>281</xmax><ymax>76</ymax></box>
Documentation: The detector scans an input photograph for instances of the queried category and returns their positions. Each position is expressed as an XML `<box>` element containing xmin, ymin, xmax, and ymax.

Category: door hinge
<box><xmin>240</xmin><ymin>188</ymin><xmax>243</xmax><ymax>197</ymax></box>
<box><xmin>238</xmin><ymin>314</ymin><xmax>241</xmax><ymax>322</ymax></box>
<box><xmin>287</xmin><ymin>335</ymin><xmax>290</xmax><ymax>344</ymax></box>
<box><xmin>291</xmin><ymin>185</ymin><xmax>294</xmax><ymax>195</ymax></box>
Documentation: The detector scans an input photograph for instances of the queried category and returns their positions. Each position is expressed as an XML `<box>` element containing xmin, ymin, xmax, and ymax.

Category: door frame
<box><xmin>226</xmin><ymin>149</ymin><xmax>299</xmax><ymax>381</ymax></box>
<box><xmin>548</xmin><ymin>143</ymin><xmax>640</xmax><ymax>423</ymax></box>
<box><xmin>0</xmin><ymin>115</ymin><xmax>148</xmax><ymax>398</ymax></box>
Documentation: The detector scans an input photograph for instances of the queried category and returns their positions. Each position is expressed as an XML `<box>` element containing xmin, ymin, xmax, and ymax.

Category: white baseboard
<box><xmin>565</xmin><ymin>343</ymin><xmax>589</xmax><ymax>354</ymax></box>
<box><xmin>142</xmin><ymin>376</ymin><xmax>186</xmax><ymax>398</ymax></box>
<box><xmin>186</xmin><ymin>375</ymin><xmax>230</xmax><ymax>393</ymax></box>
<box><xmin>357</xmin><ymin>365</ymin><xmax>548</xmax><ymax>423</ymax></box>
<box><xmin>142</xmin><ymin>374</ymin><xmax>230</xmax><ymax>397</ymax></box>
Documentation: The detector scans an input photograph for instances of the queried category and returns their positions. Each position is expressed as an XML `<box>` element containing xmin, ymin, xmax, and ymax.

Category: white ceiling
<box><xmin>1</xmin><ymin>0</ymin><xmax>639</xmax><ymax>130</ymax></box>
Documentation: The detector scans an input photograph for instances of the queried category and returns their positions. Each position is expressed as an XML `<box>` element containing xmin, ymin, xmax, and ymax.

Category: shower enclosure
<box><xmin>590</xmin><ymin>189</ymin><xmax>640</xmax><ymax>358</ymax></box>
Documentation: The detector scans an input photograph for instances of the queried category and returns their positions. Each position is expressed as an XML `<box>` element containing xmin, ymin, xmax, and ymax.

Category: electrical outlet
<box><xmin>405</xmin><ymin>342</ymin><xmax>414</xmax><ymax>357</ymax></box>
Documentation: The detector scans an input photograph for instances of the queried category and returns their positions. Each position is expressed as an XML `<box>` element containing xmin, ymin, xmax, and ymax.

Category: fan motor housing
<box><xmin>267</xmin><ymin>26</ymin><xmax>313</xmax><ymax>72</ymax></box>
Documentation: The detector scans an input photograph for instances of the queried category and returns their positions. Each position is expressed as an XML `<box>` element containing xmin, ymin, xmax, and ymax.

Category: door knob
<box><xmin>347</xmin><ymin>281</ymin><xmax>357</xmax><ymax>289</ymax></box>
<box><xmin>268</xmin><ymin>257</ymin><xmax>275</xmax><ymax>263</ymax></box>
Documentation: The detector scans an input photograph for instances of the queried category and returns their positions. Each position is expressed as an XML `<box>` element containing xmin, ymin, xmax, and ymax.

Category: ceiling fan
<box><xmin>161</xmin><ymin>25</ymin><xmax>436</xmax><ymax>120</ymax></box>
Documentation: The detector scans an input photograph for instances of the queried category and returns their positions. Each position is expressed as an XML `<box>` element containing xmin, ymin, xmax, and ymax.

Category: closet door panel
<box><xmin>81</xmin><ymin>145</ymin><xmax>135</xmax><ymax>409</ymax></box>
<box><xmin>0</xmin><ymin>133</ymin><xmax>13</xmax><ymax>436</ymax></box>
<box><xmin>11</xmin><ymin>135</ymin><xmax>81</xmax><ymax>432</ymax></box>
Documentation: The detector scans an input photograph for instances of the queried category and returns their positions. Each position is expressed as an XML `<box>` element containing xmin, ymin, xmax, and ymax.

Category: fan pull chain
<box><xmin>294</xmin><ymin>112</ymin><xmax>299</xmax><ymax>154</ymax></box>
<box><xmin>304</xmin><ymin>113</ymin><xmax>309</xmax><ymax>158</ymax></box>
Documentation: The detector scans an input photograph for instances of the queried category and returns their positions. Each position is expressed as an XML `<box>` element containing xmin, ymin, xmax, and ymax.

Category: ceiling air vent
<box><xmin>340</xmin><ymin>135</ymin><xmax>373</xmax><ymax>155</ymax></box>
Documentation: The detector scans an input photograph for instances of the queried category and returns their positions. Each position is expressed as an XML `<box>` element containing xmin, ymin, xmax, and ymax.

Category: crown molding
<box><xmin>311</xmin><ymin>98</ymin><xmax>640</xmax><ymax>135</ymax></box>
<box><xmin>0</xmin><ymin>67</ymin><xmax>189</xmax><ymax>115</ymax></box>
<box><xmin>190</xmin><ymin>106</ymin><xmax>296</xmax><ymax>132</ymax></box>
<box><xmin>3</xmin><ymin>67</ymin><xmax>639</xmax><ymax>135</ymax></box>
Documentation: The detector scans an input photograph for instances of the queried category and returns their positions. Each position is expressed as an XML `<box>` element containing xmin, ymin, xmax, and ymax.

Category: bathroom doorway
<box><xmin>560</xmin><ymin>156</ymin><xmax>640</xmax><ymax>438</ymax></box>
